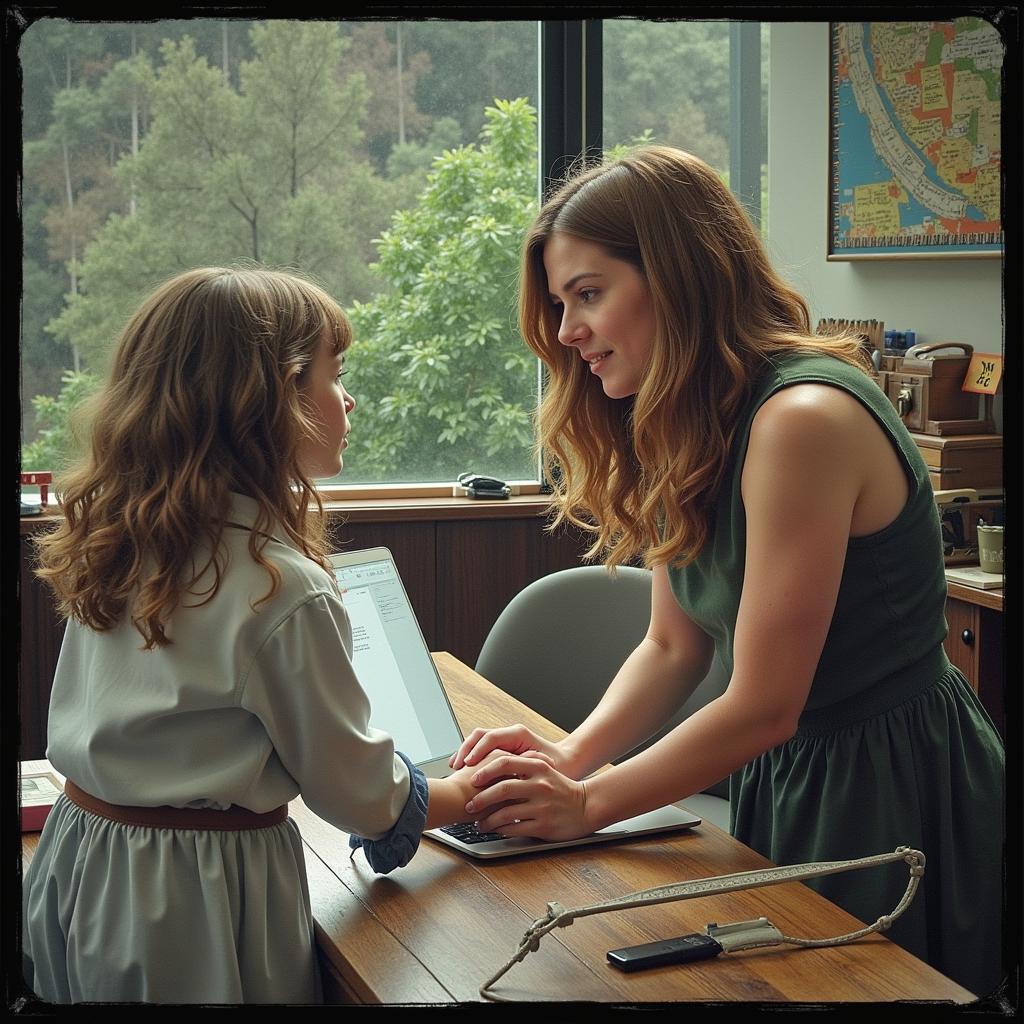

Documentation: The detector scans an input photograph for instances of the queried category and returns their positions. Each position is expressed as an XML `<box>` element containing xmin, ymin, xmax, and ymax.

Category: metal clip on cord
<box><xmin>479</xmin><ymin>846</ymin><xmax>926</xmax><ymax>1002</ymax></box>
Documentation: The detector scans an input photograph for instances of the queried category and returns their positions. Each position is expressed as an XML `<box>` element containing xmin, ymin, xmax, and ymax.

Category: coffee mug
<box><xmin>976</xmin><ymin>524</ymin><xmax>1004</xmax><ymax>574</ymax></box>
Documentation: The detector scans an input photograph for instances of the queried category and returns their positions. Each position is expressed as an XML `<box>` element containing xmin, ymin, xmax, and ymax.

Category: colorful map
<box><xmin>830</xmin><ymin>20</ymin><xmax>1002</xmax><ymax>257</ymax></box>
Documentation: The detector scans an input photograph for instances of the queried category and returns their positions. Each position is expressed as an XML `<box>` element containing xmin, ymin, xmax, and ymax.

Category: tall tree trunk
<box><xmin>129</xmin><ymin>28</ymin><xmax>138</xmax><ymax>216</ymax></box>
<box><xmin>251</xmin><ymin>210</ymin><xmax>260</xmax><ymax>263</ymax></box>
<box><xmin>63</xmin><ymin>48</ymin><xmax>80</xmax><ymax>373</ymax></box>
<box><xmin>291</xmin><ymin>122</ymin><xmax>298</xmax><ymax>198</ymax></box>
<box><xmin>396</xmin><ymin>23</ymin><xmax>405</xmax><ymax>146</ymax></box>
<box><xmin>222</xmin><ymin>21</ymin><xmax>230</xmax><ymax>83</ymax></box>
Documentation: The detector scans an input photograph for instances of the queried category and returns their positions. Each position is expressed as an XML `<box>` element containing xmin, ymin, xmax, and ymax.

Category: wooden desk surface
<box><xmin>22</xmin><ymin>655</ymin><xmax>976</xmax><ymax>1005</ymax></box>
<box><xmin>301</xmin><ymin>654</ymin><xmax>974</xmax><ymax>1004</ymax></box>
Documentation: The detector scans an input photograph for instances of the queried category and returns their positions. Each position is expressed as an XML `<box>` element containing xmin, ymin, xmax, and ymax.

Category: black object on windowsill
<box><xmin>457</xmin><ymin>473</ymin><xmax>510</xmax><ymax>500</ymax></box>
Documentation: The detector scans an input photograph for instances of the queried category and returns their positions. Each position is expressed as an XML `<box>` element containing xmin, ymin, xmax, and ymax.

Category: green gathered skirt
<box><xmin>731</xmin><ymin>649</ymin><xmax>1005</xmax><ymax>999</ymax></box>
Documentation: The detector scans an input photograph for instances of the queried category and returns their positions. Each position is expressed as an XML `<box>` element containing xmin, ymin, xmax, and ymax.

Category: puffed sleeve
<box><xmin>239</xmin><ymin>590</ymin><xmax>424</xmax><ymax>846</ymax></box>
<box><xmin>348</xmin><ymin>751</ymin><xmax>429</xmax><ymax>873</ymax></box>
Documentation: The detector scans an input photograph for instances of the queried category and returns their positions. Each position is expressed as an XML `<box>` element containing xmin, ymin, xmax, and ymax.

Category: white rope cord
<box><xmin>479</xmin><ymin>846</ymin><xmax>925</xmax><ymax>1001</ymax></box>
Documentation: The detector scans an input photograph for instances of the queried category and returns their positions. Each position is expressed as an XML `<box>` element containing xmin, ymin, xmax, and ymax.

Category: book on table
<box><xmin>945</xmin><ymin>565</ymin><xmax>1003</xmax><ymax>590</ymax></box>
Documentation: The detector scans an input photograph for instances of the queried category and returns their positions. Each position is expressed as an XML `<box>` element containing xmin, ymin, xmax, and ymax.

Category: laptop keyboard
<box><xmin>439</xmin><ymin>822</ymin><xmax>505</xmax><ymax>845</ymax></box>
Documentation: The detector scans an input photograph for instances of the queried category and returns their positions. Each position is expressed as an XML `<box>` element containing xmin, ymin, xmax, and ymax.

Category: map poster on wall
<box><xmin>828</xmin><ymin>20</ymin><xmax>1003</xmax><ymax>260</ymax></box>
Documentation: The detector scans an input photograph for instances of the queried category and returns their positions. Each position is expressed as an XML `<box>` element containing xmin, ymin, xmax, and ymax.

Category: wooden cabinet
<box><xmin>944</xmin><ymin>581</ymin><xmax>1004</xmax><ymax>739</ymax></box>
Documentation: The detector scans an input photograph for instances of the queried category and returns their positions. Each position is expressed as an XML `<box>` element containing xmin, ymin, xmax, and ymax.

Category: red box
<box><xmin>21</xmin><ymin>769</ymin><xmax>63</xmax><ymax>832</ymax></box>
<box><xmin>20</xmin><ymin>471</ymin><xmax>53</xmax><ymax>506</ymax></box>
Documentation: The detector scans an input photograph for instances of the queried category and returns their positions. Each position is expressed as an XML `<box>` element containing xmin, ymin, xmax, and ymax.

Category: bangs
<box><xmin>303</xmin><ymin>285</ymin><xmax>352</xmax><ymax>355</ymax></box>
<box><xmin>324</xmin><ymin>308</ymin><xmax>352</xmax><ymax>355</ymax></box>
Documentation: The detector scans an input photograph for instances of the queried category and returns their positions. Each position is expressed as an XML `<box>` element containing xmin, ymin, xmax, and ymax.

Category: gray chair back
<box><xmin>476</xmin><ymin>565</ymin><xmax>653</xmax><ymax>734</ymax></box>
<box><xmin>475</xmin><ymin>565</ymin><xmax>730</xmax><ymax>825</ymax></box>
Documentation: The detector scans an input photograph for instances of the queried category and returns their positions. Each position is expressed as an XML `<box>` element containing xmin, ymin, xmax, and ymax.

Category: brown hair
<box><xmin>35</xmin><ymin>266</ymin><xmax>352</xmax><ymax>648</ymax></box>
<box><xmin>520</xmin><ymin>146</ymin><xmax>868</xmax><ymax>569</ymax></box>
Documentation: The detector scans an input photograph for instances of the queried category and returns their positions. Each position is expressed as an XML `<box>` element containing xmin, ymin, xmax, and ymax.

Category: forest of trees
<box><xmin>20</xmin><ymin>17</ymin><xmax>760</xmax><ymax>484</ymax></box>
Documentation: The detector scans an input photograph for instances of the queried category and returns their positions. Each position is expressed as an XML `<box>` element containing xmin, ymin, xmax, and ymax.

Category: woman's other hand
<box><xmin>448</xmin><ymin>725</ymin><xmax>575</xmax><ymax>776</ymax></box>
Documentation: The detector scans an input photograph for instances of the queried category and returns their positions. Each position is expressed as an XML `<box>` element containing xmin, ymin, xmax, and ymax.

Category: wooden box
<box><xmin>912</xmin><ymin>432</ymin><xmax>1003</xmax><ymax>492</ymax></box>
<box><xmin>886</xmin><ymin>343</ymin><xmax>988</xmax><ymax>435</ymax></box>
<box><xmin>886</xmin><ymin>373</ymin><xmax>983</xmax><ymax>433</ymax></box>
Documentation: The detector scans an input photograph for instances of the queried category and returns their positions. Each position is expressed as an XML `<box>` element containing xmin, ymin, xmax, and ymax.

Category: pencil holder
<box><xmin>976</xmin><ymin>525</ymin><xmax>1004</xmax><ymax>574</ymax></box>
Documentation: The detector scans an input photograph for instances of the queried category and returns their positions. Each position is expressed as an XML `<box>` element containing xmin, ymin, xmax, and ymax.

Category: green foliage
<box><xmin>46</xmin><ymin>23</ymin><xmax>390</xmax><ymax>372</ymax></box>
<box><xmin>21</xmin><ymin>371</ymin><xmax>102</xmax><ymax>475</ymax></box>
<box><xmin>603</xmin><ymin>21</ymin><xmax>731</xmax><ymax>170</ymax></box>
<box><xmin>405</xmin><ymin>22</ymin><xmax>538</xmax><ymax>141</ymax></box>
<box><xmin>385</xmin><ymin>117</ymin><xmax>462</xmax><ymax>180</ymax></box>
<box><xmin>21</xmin><ymin>256</ymin><xmax>71</xmax><ymax>441</ymax></box>
<box><xmin>344</xmin><ymin>98</ymin><xmax>538</xmax><ymax>482</ymax></box>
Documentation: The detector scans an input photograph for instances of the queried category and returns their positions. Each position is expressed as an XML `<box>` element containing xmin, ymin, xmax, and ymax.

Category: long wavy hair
<box><xmin>35</xmin><ymin>266</ymin><xmax>351</xmax><ymax>649</ymax></box>
<box><xmin>520</xmin><ymin>146</ymin><xmax>869</xmax><ymax>569</ymax></box>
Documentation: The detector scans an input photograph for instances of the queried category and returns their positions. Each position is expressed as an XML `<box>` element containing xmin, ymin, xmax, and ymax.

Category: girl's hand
<box><xmin>448</xmin><ymin>725</ymin><xmax>573</xmax><ymax>776</ymax></box>
<box><xmin>463</xmin><ymin>752</ymin><xmax>592</xmax><ymax>842</ymax></box>
<box><xmin>426</xmin><ymin>748</ymin><xmax>518</xmax><ymax>829</ymax></box>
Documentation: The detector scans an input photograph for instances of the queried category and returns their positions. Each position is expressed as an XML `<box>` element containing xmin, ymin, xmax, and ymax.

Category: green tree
<box><xmin>46</xmin><ymin>22</ymin><xmax>395</xmax><ymax>372</ymax></box>
<box><xmin>21</xmin><ymin>370</ymin><xmax>102</xmax><ymax>474</ymax></box>
<box><xmin>21</xmin><ymin>254</ymin><xmax>72</xmax><ymax>445</ymax></box>
<box><xmin>603</xmin><ymin>20</ymin><xmax>731</xmax><ymax>170</ymax></box>
<box><xmin>343</xmin><ymin>22</ymin><xmax>434</xmax><ymax>170</ymax></box>
<box><xmin>407</xmin><ymin>21</ymin><xmax>537</xmax><ymax>143</ymax></box>
<box><xmin>23</xmin><ymin>79</ymin><xmax>126</xmax><ymax>373</ymax></box>
<box><xmin>343</xmin><ymin>98</ymin><xmax>538</xmax><ymax>484</ymax></box>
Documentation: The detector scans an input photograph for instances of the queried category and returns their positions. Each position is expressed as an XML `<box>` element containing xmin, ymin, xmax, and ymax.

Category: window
<box><xmin>19</xmin><ymin>17</ymin><xmax>764</xmax><ymax>498</ymax></box>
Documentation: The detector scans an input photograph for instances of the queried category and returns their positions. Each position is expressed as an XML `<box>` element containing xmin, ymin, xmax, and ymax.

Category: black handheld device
<box><xmin>606</xmin><ymin>933</ymin><xmax>724</xmax><ymax>972</ymax></box>
<box><xmin>456</xmin><ymin>472</ymin><xmax>510</xmax><ymax>499</ymax></box>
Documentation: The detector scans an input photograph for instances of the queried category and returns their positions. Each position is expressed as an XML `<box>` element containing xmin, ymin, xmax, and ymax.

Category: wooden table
<box><xmin>22</xmin><ymin>654</ymin><xmax>977</xmax><ymax>1004</ymax></box>
<box><xmin>301</xmin><ymin>654</ymin><xmax>975</xmax><ymax>1004</ymax></box>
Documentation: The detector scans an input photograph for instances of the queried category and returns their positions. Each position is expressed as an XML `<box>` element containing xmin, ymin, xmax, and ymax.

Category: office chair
<box><xmin>474</xmin><ymin>565</ymin><xmax>731</xmax><ymax>830</ymax></box>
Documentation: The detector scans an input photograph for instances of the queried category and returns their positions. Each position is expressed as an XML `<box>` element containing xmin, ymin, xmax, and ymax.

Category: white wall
<box><xmin>766</xmin><ymin>23</ymin><xmax>1004</xmax><ymax>369</ymax></box>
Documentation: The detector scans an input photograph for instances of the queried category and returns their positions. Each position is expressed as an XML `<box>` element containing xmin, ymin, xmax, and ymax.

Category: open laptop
<box><xmin>328</xmin><ymin>546</ymin><xmax>702</xmax><ymax>859</ymax></box>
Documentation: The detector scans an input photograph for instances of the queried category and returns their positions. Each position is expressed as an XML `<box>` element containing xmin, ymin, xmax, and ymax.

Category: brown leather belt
<box><xmin>63</xmin><ymin>779</ymin><xmax>288</xmax><ymax>831</ymax></box>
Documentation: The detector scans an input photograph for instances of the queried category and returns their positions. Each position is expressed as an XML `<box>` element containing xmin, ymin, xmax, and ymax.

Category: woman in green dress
<box><xmin>451</xmin><ymin>146</ymin><xmax>1005</xmax><ymax>997</ymax></box>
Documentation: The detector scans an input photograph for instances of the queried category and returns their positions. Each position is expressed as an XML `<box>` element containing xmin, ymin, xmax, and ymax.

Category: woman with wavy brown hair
<box><xmin>452</xmin><ymin>147</ymin><xmax>1004</xmax><ymax>996</ymax></box>
<box><xmin>23</xmin><ymin>267</ymin><xmax>489</xmax><ymax>1004</ymax></box>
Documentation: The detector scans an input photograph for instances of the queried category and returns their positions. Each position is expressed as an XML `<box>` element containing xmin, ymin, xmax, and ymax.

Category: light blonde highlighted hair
<box><xmin>520</xmin><ymin>146</ymin><xmax>868</xmax><ymax>570</ymax></box>
<box><xmin>35</xmin><ymin>266</ymin><xmax>351</xmax><ymax>648</ymax></box>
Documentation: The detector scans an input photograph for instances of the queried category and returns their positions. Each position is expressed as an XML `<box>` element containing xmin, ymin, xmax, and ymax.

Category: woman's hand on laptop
<box><xmin>463</xmin><ymin>752</ymin><xmax>592</xmax><ymax>842</ymax></box>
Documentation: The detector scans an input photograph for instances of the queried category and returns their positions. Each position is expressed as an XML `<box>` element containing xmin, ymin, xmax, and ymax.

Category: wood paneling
<box><xmin>436</xmin><ymin>518</ymin><xmax>590</xmax><ymax>666</ymax></box>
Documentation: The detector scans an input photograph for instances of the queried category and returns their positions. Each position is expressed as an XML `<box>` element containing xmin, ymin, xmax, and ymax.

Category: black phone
<box><xmin>458</xmin><ymin>473</ymin><xmax>504</xmax><ymax>489</ymax></box>
<box><xmin>457</xmin><ymin>473</ymin><xmax>510</xmax><ymax>499</ymax></box>
<box><xmin>607</xmin><ymin>933</ymin><xmax>723</xmax><ymax>972</ymax></box>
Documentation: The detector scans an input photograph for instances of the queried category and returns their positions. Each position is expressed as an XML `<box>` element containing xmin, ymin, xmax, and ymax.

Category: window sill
<box><xmin>20</xmin><ymin>493</ymin><xmax>556</xmax><ymax>535</ymax></box>
<box><xmin>321</xmin><ymin>492</ymin><xmax>554</xmax><ymax>523</ymax></box>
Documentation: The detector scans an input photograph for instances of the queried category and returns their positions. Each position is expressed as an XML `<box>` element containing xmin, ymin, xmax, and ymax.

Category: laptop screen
<box><xmin>331</xmin><ymin>550</ymin><xmax>463</xmax><ymax>768</ymax></box>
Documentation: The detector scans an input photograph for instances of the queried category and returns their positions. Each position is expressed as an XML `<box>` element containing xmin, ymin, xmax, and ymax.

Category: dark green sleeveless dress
<box><xmin>667</xmin><ymin>351</ymin><xmax>1004</xmax><ymax>998</ymax></box>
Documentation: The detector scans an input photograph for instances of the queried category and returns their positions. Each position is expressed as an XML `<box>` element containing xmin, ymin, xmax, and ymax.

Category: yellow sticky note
<box><xmin>962</xmin><ymin>353</ymin><xmax>1003</xmax><ymax>394</ymax></box>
